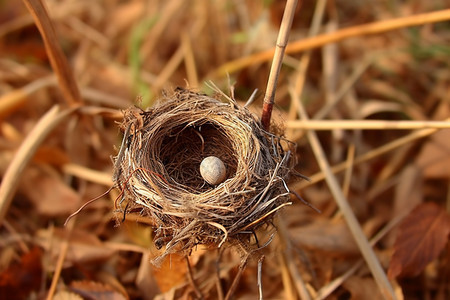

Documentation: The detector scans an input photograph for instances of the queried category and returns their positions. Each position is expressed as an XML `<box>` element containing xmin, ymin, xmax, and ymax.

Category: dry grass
<box><xmin>113</xmin><ymin>87</ymin><xmax>294</xmax><ymax>267</ymax></box>
<box><xmin>0</xmin><ymin>0</ymin><xmax>450</xmax><ymax>299</ymax></box>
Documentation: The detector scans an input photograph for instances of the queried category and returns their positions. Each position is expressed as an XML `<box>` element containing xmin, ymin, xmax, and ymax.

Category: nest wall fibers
<box><xmin>113</xmin><ymin>87</ymin><xmax>295</xmax><ymax>264</ymax></box>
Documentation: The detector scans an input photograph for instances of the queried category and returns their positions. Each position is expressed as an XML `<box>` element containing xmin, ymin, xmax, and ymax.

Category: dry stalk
<box><xmin>212</xmin><ymin>9</ymin><xmax>450</xmax><ymax>77</ymax></box>
<box><xmin>290</xmin><ymin>87</ymin><xmax>397</xmax><ymax>300</ymax></box>
<box><xmin>286</xmin><ymin>119</ymin><xmax>450</xmax><ymax>130</ymax></box>
<box><xmin>22</xmin><ymin>0</ymin><xmax>82</xmax><ymax>106</ymax></box>
<box><xmin>0</xmin><ymin>106</ymin><xmax>75</xmax><ymax>224</ymax></box>
<box><xmin>292</xmin><ymin>117</ymin><xmax>450</xmax><ymax>191</ymax></box>
<box><xmin>113</xmin><ymin>88</ymin><xmax>296</xmax><ymax>264</ymax></box>
<box><xmin>261</xmin><ymin>0</ymin><xmax>298</xmax><ymax>130</ymax></box>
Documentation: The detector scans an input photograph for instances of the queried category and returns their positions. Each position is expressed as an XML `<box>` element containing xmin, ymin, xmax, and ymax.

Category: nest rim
<box><xmin>113</xmin><ymin>87</ymin><xmax>295</xmax><ymax>263</ymax></box>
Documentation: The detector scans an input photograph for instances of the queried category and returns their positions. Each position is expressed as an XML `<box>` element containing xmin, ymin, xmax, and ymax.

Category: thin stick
<box><xmin>276</xmin><ymin>216</ymin><xmax>312</xmax><ymax>300</ymax></box>
<box><xmin>212</xmin><ymin>9</ymin><xmax>450</xmax><ymax>77</ymax></box>
<box><xmin>46</xmin><ymin>219</ymin><xmax>76</xmax><ymax>300</ymax></box>
<box><xmin>0</xmin><ymin>76</ymin><xmax>56</xmax><ymax>118</ymax></box>
<box><xmin>224</xmin><ymin>256</ymin><xmax>248</xmax><ymax>300</ymax></box>
<box><xmin>185</xmin><ymin>256</ymin><xmax>204</xmax><ymax>299</ymax></box>
<box><xmin>285</xmin><ymin>0</ymin><xmax>326</xmax><ymax>141</ymax></box>
<box><xmin>261</xmin><ymin>0</ymin><xmax>298</xmax><ymax>130</ymax></box>
<box><xmin>316</xmin><ymin>261</ymin><xmax>364</xmax><ymax>300</ymax></box>
<box><xmin>313</xmin><ymin>57</ymin><xmax>372</xmax><ymax>120</ymax></box>
<box><xmin>316</xmin><ymin>207</ymin><xmax>410</xmax><ymax>299</ymax></box>
<box><xmin>103</xmin><ymin>241</ymin><xmax>148</xmax><ymax>254</ymax></box>
<box><xmin>215</xmin><ymin>248</ymin><xmax>225</xmax><ymax>300</ymax></box>
<box><xmin>278</xmin><ymin>253</ymin><xmax>296</xmax><ymax>300</ymax></box>
<box><xmin>286</xmin><ymin>119</ymin><xmax>450</xmax><ymax>130</ymax></box>
<box><xmin>64</xmin><ymin>186</ymin><xmax>114</xmax><ymax>226</ymax></box>
<box><xmin>286</xmin><ymin>251</ymin><xmax>312</xmax><ymax>300</ymax></box>
<box><xmin>22</xmin><ymin>0</ymin><xmax>81</xmax><ymax>106</ymax></box>
<box><xmin>291</xmin><ymin>88</ymin><xmax>396</xmax><ymax>300</ymax></box>
<box><xmin>62</xmin><ymin>163</ymin><xmax>113</xmax><ymax>186</ymax></box>
<box><xmin>153</xmin><ymin>43</ymin><xmax>184</xmax><ymax>92</ymax></box>
<box><xmin>257</xmin><ymin>255</ymin><xmax>265</xmax><ymax>300</ymax></box>
<box><xmin>0</xmin><ymin>106</ymin><xmax>75</xmax><ymax>224</ymax></box>
<box><xmin>292</xmin><ymin>119</ymin><xmax>449</xmax><ymax>190</ymax></box>
<box><xmin>182</xmin><ymin>32</ymin><xmax>199</xmax><ymax>88</ymax></box>
<box><xmin>342</xmin><ymin>145</ymin><xmax>355</xmax><ymax>199</ymax></box>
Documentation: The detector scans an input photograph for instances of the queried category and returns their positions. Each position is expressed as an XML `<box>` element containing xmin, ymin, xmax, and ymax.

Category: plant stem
<box><xmin>261</xmin><ymin>0</ymin><xmax>298</xmax><ymax>130</ymax></box>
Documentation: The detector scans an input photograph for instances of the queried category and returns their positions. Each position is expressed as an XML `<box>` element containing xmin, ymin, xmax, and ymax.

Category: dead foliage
<box><xmin>0</xmin><ymin>0</ymin><xmax>450</xmax><ymax>299</ymax></box>
<box><xmin>388</xmin><ymin>202</ymin><xmax>450</xmax><ymax>279</ymax></box>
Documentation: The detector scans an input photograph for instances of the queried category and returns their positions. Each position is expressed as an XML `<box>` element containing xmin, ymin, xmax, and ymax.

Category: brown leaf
<box><xmin>415</xmin><ymin>103</ymin><xmax>450</xmax><ymax>179</ymax></box>
<box><xmin>152</xmin><ymin>253</ymin><xmax>187</xmax><ymax>293</ymax></box>
<box><xmin>33</xmin><ymin>146</ymin><xmax>71</xmax><ymax>167</ymax></box>
<box><xmin>388</xmin><ymin>202</ymin><xmax>450</xmax><ymax>279</ymax></box>
<box><xmin>290</xmin><ymin>218</ymin><xmax>359</xmax><ymax>256</ymax></box>
<box><xmin>70</xmin><ymin>280</ymin><xmax>128</xmax><ymax>300</ymax></box>
<box><xmin>37</xmin><ymin>228</ymin><xmax>115</xmax><ymax>266</ymax></box>
<box><xmin>415</xmin><ymin>129</ymin><xmax>450</xmax><ymax>179</ymax></box>
<box><xmin>53</xmin><ymin>291</ymin><xmax>84</xmax><ymax>300</ymax></box>
<box><xmin>393</xmin><ymin>164</ymin><xmax>423</xmax><ymax>217</ymax></box>
<box><xmin>135</xmin><ymin>252</ymin><xmax>160</xmax><ymax>300</ymax></box>
<box><xmin>0</xmin><ymin>247</ymin><xmax>43</xmax><ymax>300</ymax></box>
<box><xmin>342</xmin><ymin>276</ymin><xmax>383</xmax><ymax>300</ymax></box>
<box><xmin>21</xmin><ymin>166</ymin><xmax>80</xmax><ymax>216</ymax></box>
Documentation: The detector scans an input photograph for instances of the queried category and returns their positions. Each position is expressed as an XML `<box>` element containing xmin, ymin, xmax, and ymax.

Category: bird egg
<box><xmin>200</xmin><ymin>156</ymin><xmax>227</xmax><ymax>185</ymax></box>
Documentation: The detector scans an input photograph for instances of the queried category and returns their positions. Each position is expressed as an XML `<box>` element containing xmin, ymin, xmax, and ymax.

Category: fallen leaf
<box><xmin>152</xmin><ymin>252</ymin><xmax>188</xmax><ymax>293</ymax></box>
<box><xmin>415</xmin><ymin>103</ymin><xmax>450</xmax><ymax>179</ymax></box>
<box><xmin>135</xmin><ymin>252</ymin><xmax>160</xmax><ymax>300</ymax></box>
<box><xmin>53</xmin><ymin>291</ymin><xmax>83</xmax><ymax>300</ymax></box>
<box><xmin>358</xmin><ymin>100</ymin><xmax>404</xmax><ymax>119</ymax></box>
<box><xmin>342</xmin><ymin>276</ymin><xmax>383</xmax><ymax>300</ymax></box>
<box><xmin>393</xmin><ymin>164</ymin><xmax>423</xmax><ymax>217</ymax></box>
<box><xmin>383</xmin><ymin>164</ymin><xmax>424</xmax><ymax>247</ymax></box>
<box><xmin>391</xmin><ymin>164</ymin><xmax>424</xmax><ymax>225</ymax></box>
<box><xmin>289</xmin><ymin>218</ymin><xmax>359</xmax><ymax>256</ymax></box>
<box><xmin>21</xmin><ymin>166</ymin><xmax>81</xmax><ymax>216</ymax></box>
<box><xmin>36</xmin><ymin>228</ymin><xmax>115</xmax><ymax>267</ymax></box>
<box><xmin>70</xmin><ymin>280</ymin><xmax>128</xmax><ymax>300</ymax></box>
<box><xmin>33</xmin><ymin>145</ymin><xmax>71</xmax><ymax>166</ymax></box>
<box><xmin>388</xmin><ymin>202</ymin><xmax>450</xmax><ymax>279</ymax></box>
<box><xmin>0</xmin><ymin>247</ymin><xmax>43</xmax><ymax>300</ymax></box>
<box><xmin>415</xmin><ymin>129</ymin><xmax>450</xmax><ymax>179</ymax></box>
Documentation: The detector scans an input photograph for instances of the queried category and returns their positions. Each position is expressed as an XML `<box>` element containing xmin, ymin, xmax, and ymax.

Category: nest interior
<box><xmin>113</xmin><ymin>87</ymin><xmax>295</xmax><ymax>263</ymax></box>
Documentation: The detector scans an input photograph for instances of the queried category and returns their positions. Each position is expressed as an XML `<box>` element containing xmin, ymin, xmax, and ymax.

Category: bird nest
<box><xmin>113</xmin><ymin>87</ymin><xmax>296</xmax><ymax>264</ymax></box>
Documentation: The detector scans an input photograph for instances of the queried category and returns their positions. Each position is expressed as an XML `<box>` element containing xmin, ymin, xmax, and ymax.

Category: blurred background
<box><xmin>0</xmin><ymin>0</ymin><xmax>449</xmax><ymax>299</ymax></box>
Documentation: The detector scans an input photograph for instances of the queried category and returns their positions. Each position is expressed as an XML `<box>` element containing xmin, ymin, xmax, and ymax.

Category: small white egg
<box><xmin>200</xmin><ymin>156</ymin><xmax>227</xmax><ymax>185</ymax></box>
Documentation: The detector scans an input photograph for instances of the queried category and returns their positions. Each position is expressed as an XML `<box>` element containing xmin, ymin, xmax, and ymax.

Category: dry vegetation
<box><xmin>0</xmin><ymin>0</ymin><xmax>450</xmax><ymax>299</ymax></box>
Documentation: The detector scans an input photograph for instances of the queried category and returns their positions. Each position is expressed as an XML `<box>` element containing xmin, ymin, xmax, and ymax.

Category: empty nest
<box><xmin>113</xmin><ymin>87</ymin><xmax>296</xmax><ymax>264</ymax></box>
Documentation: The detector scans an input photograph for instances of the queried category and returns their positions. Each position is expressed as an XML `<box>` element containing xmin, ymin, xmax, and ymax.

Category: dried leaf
<box><xmin>135</xmin><ymin>252</ymin><xmax>160</xmax><ymax>300</ymax></box>
<box><xmin>358</xmin><ymin>100</ymin><xmax>403</xmax><ymax>119</ymax></box>
<box><xmin>53</xmin><ymin>291</ymin><xmax>84</xmax><ymax>300</ymax></box>
<box><xmin>393</xmin><ymin>164</ymin><xmax>423</xmax><ymax>218</ymax></box>
<box><xmin>108</xmin><ymin>1</ymin><xmax>145</xmax><ymax>37</ymax></box>
<box><xmin>415</xmin><ymin>103</ymin><xmax>450</xmax><ymax>179</ymax></box>
<box><xmin>33</xmin><ymin>145</ymin><xmax>70</xmax><ymax>166</ymax></box>
<box><xmin>290</xmin><ymin>218</ymin><xmax>359</xmax><ymax>256</ymax></box>
<box><xmin>342</xmin><ymin>276</ymin><xmax>383</xmax><ymax>300</ymax></box>
<box><xmin>388</xmin><ymin>202</ymin><xmax>450</xmax><ymax>279</ymax></box>
<box><xmin>415</xmin><ymin>129</ymin><xmax>450</xmax><ymax>179</ymax></box>
<box><xmin>21</xmin><ymin>166</ymin><xmax>80</xmax><ymax>216</ymax></box>
<box><xmin>70</xmin><ymin>280</ymin><xmax>128</xmax><ymax>300</ymax></box>
<box><xmin>36</xmin><ymin>228</ymin><xmax>115</xmax><ymax>266</ymax></box>
<box><xmin>151</xmin><ymin>253</ymin><xmax>187</xmax><ymax>293</ymax></box>
<box><xmin>0</xmin><ymin>247</ymin><xmax>42</xmax><ymax>300</ymax></box>
<box><xmin>382</xmin><ymin>164</ymin><xmax>424</xmax><ymax>247</ymax></box>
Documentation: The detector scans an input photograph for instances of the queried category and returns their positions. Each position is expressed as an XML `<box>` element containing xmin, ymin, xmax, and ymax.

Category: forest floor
<box><xmin>0</xmin><ymin>1</ymin><xmax>450</xmax><ymax>299</ymax></box>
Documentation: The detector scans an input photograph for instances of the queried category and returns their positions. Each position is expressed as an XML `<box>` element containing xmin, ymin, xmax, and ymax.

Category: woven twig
<box><xmin>113</xmin><ymin>87</ymin><xmax>295</xmax><ymax>264</ymax></box>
